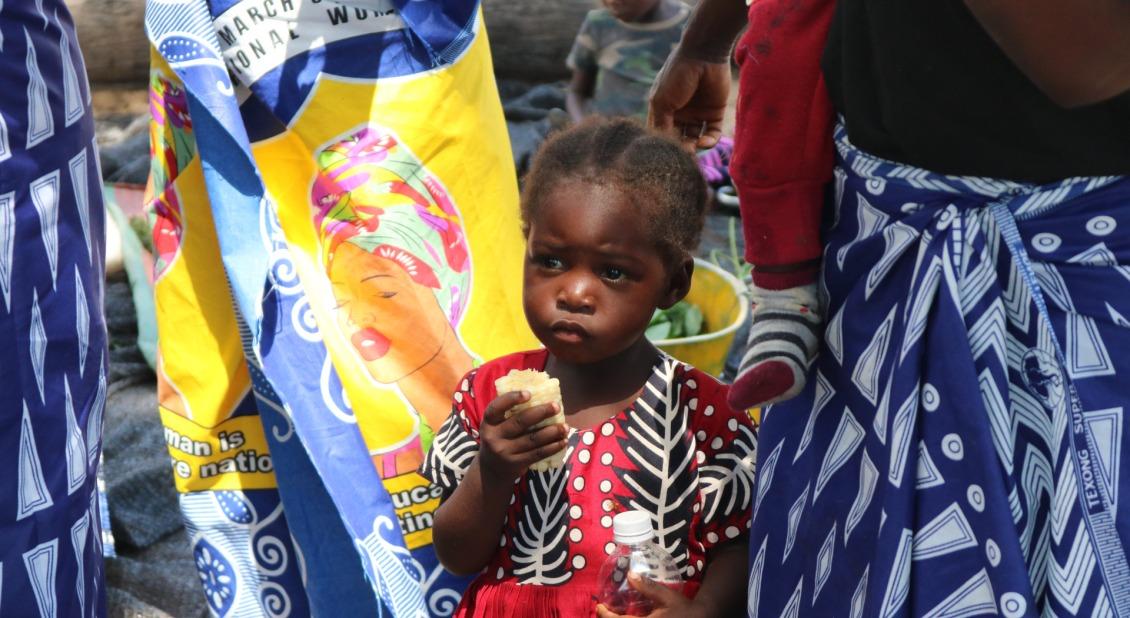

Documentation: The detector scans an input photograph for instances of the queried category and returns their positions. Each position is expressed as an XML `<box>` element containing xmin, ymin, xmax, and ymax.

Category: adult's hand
<box><xmin>648</xmin><ymin>51</ymin><xmax>731</xmax><ymax>152</ymax></box>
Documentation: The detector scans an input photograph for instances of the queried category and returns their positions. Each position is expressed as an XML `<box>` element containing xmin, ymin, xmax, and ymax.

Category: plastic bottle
<box><xmin>596</xmin><ymin>511</ymin><xmax>686</xmax><ymax>615</ymax></box>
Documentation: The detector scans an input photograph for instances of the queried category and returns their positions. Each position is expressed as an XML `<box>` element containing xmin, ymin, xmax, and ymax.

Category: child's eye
<box><xmin>602</xmin><ymin>267</ymin><xmax>626</xmax><ymax>281</ymax></box>
<box><xmin>537</xmin><ymin>256</ymin><xmax>564</xmax><ymax>270</ymax></box>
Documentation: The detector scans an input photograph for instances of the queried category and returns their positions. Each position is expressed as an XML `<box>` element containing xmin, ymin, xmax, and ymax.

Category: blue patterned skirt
<box><xmin>748</xmin><ymin>124</ymin><xmax>1130</xmax><ymax>617</ymax></box>
<box><xmin>0</xmin><ymin>2</ymin><xmax>109</xmax><ymax>616</ymax></box>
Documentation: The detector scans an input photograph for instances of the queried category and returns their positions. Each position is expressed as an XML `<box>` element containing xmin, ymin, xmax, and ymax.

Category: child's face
<box><xmin>523</xmin><ymin>181</ymin><xmax>684</xmax><ymax>365</ymax></box>
<box><xmin>602</xmin><ymin>0</ymin><xmax>662</xmax><ymax>23</ymax></box>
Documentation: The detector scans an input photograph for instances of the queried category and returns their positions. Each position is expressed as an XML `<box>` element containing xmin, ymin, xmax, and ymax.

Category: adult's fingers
<box><xmin>696</xmin><ymin>124</ymin><xmax>724</xmax><ymax>150</ymax></box>
<box><xmin>594</xmin><ymin>604</ymin><xmax>623</xmax><ymax>618</ymax></box>
<box><xmin>648</xmin><ymin>55</ymin><xmax>698</xmax><ymax>132</ymax></box>
<box><xmin>483</xmin><ymin>390</ymin><xmax>530</xmax><ymax>426</ymax></box>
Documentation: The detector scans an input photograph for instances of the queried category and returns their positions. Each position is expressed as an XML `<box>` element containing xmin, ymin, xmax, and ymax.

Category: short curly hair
<box><xmin>520</xmin><ymin>117</ymin><xmax>708</xmax><ymax>263</ymax></box>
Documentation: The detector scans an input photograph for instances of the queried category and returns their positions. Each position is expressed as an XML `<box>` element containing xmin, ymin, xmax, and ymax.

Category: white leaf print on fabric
<box><xmin>511</xmin><ymin>464</ymin><xmax>571</xmax><ymax>585</ymax></box>
<box><xmin>698</xmin><ymin>422</ymin><xmax>756</xmax><ymax>524</ymax></box>
<box><xmin>618</xmin><ymin>357</ymin><xmax>697</xmax><ymax>572</ymax></box>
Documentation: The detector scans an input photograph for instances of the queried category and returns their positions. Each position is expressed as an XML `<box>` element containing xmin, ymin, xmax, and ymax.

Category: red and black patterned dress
<box><xmin>420</xmin><ymin>349</ymin><xmax>758</xmax><ymax>618</ymax></box>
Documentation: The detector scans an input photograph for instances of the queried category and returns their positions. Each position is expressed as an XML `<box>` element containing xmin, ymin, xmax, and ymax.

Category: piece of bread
<box><xmin>494</xmin><ymin>369</ymin><xmax>567</xmax><ymax>471</ymax></box>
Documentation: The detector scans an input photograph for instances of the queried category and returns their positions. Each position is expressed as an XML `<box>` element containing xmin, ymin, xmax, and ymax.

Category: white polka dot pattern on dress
<box><xmin>707</xmin><ymin>532</ymin><xmax>718</xmax><ymax>544</ymax></box>
<box><xmin>599</xmin><ymin>480</ymin><xmax>612</xmax><ymax>493</ymax></box>
<box><xmin>703</xmin><ymin>405</ymin><xmax>714</xmax><ymax>417</ymax></box>
<box><xmin>601</xmin><ymin>515</ymin><xmax>612</xmax><ymax>528</ymax></box>
<box><xmin>601</xmin><ymin>422</ymin><xmax>614</xmax><ymax>436</ymax></box>
<box><xmin>725</xmin><ymin>526</ymin><xmax>739</xmax><ymax>539</ymax></box>
<box><xmin>570</xmin><ymin>528</ymin><xmax>583</xmax><ymax>543</ymax></box>
<box><xmin>711</xmin><ymin>437</ymin><xmax>723</xmax><ymax>450</ymax></box>
<box><xmin>577</xmin><ymin>449</ymin><xmax>591</xmax><ymax>464</ymax></box>
<box><xmin>696</xmin><ymin>430</ymin><xmax>707</xmax><ymax>442</ymax></box>
<box><xmin>582</xmin><ymin>432</ymin><xmax>595</xmax><ymax>446</ymax></box>
<box><xmin>600</xmin><ymin>452</ymin><xmax>613</xmax><ymax>465</ymax></box>
<box><xmin>570</xmin><ymin>505</ymin><xmax>582</xmax><ymax>519</ymax></box>
<box><xmin>602</xmin><ymin>499</ymin><xmax>614</xmax><ymax>511</ymax></box>
<box><xmin>573</xmin><ymin>476</ymin><xmax>585</xmax><ymax>491</ymax></box>
<box><xmin>572</xmin><ymin>555</ymin><xmax>586</xmax><ymax>569</ymax></box>
<box><xmin>605</xmin><ymin>542</ymin><xmax>616</xmax><ymax>554</ymax></box>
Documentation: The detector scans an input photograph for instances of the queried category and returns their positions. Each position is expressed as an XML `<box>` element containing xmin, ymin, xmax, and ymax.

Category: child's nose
<box><xmin>556</xmin><ymin>274</ymin><xmax>596</xmax><ymax>314</ymax></box>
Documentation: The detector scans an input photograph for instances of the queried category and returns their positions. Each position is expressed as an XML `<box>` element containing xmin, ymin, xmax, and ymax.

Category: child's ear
<box><xmin>658</xmin><ymin>257</ymin><xmax>694</xmax><ymax>310</ymax></box>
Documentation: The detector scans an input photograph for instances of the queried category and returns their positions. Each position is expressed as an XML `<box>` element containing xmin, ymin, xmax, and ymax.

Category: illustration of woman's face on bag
<box><xmin>312</xmin><ymin>125</ymin><xmax>472</xmax><ymax>387</ymax></box>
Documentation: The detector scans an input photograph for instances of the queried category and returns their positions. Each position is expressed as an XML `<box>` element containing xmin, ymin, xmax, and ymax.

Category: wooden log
<box><xmin>71</xmin><ymin>0</ymin><xmax>150</xmax><ymax>85</ymax></box>
<box><xmin>482</xmin><ymin>0</ymin><xmax>597</xmax><ymax>83</ymax></box>
<box><xmin>70</xmin><ymin>0</ymin><xmax>602</xmax><ymax>86</ymax></box>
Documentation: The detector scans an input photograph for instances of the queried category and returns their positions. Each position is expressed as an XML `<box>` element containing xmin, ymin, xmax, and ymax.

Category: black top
<box><xmin>823</xmin><ymin>0</ymin><xmax>1130</xmax><ymax>183</ymax></box>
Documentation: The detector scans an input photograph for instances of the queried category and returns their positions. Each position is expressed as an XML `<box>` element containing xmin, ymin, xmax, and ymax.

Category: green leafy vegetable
<box><xmin>646</xmin><ymin>300</ymin><xmax>705</xmax><ymax>341</ymax></box>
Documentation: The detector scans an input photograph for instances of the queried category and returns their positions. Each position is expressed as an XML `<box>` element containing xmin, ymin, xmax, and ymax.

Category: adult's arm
<box><xmin>965</xmin><ymin>0</ymin><xmax>1130</xmax><ymax>107</ymax></box>
<box><xmin>648</xmin><ymin>0</ymin><xmax>748</xmax><ymax>149</ymax></box>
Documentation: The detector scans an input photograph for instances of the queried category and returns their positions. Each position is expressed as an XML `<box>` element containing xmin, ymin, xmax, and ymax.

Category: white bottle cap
<box><xmin>612</xmin><ymin>511</ymin><xmax>654</xmax><ymax>545</ymax></box>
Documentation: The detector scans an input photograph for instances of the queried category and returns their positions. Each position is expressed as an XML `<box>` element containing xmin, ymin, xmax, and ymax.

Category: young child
<box><xmin>566</xmin><ymin>0</ymin><xmax>690</xmax><ymax>123</ymax></box>
<box><xmin>420</xmin><ymin>119</ymin><xmax>756</xmax><ymax>617</ymax></box>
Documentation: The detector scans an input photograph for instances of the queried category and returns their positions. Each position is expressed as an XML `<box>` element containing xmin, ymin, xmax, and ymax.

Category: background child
<box><xmin>421</xmin><ymin>119</ymin><xmax>756</xmax><ymax>617</ymax></box>
<box><xmin>566</xmin><ymin>0</ymin><xmax>690</xmax><ymax>123</ymax></box>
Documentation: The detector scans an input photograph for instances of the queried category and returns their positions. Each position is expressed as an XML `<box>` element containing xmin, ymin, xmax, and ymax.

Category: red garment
<box><xmin>420</xmin><ymin>349</ymin><xmax>758</xmax><ymax>618</ymax></box>
<box><xmin>730</xmin><ymin>0</ymin><xmax>837</xmax><ymax>289</ymax></box>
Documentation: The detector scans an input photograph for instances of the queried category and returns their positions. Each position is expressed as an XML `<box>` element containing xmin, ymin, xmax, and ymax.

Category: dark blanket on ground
<box><xmin>103</xmin><ymin>271</ymin><xmax>207</xmax><ymax>618</ymax></box>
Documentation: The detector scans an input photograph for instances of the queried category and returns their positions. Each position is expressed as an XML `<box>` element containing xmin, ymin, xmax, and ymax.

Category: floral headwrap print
<box><xmin>146</xmin><ymin>71</ymin><xmax>195</xmax><ymax>279</ymax></box>
<box><xmin>312</xmin><ymin>125</ymin><xmax>472</xmax><ymax>325</ymax></box>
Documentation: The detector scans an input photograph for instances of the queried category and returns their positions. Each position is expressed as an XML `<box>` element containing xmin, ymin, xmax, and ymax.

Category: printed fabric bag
<box><xmin>144</xmin><ymin>0</ymin><xmax>535</xmax><ymax>614</ymax></box>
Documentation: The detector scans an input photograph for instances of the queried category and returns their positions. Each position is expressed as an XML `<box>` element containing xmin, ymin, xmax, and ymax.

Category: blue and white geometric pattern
<box><xmin>0</xmin><ymin>1</ymin><xmax>108</xmax><ymax>616</ymax></box>
<box><xmin>748</xmin><ymin>124</ymin><xmax>1130</xmax><ymax>617</ymax></box>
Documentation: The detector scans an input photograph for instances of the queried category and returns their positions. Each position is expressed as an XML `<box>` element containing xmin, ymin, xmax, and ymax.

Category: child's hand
<box><xmin>595</xmin><ymin>573</ymin><xmax>707</xmax><ymax>618</ymax></box>
<box><xmin>477</xmin><ymin>390</ymin><xmax>568</xmax><ymax>483</ymax></box>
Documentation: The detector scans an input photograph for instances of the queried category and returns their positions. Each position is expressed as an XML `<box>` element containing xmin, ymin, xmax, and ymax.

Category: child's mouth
<box><xmin>352</xmin><ymin>327</ymin><xmax>391</xmax><ymax>361</ymax></box>
<box><xmin>551</xmin><ymin>320</ymin><xmax>589</xmax><ymax>343</ymax></box>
